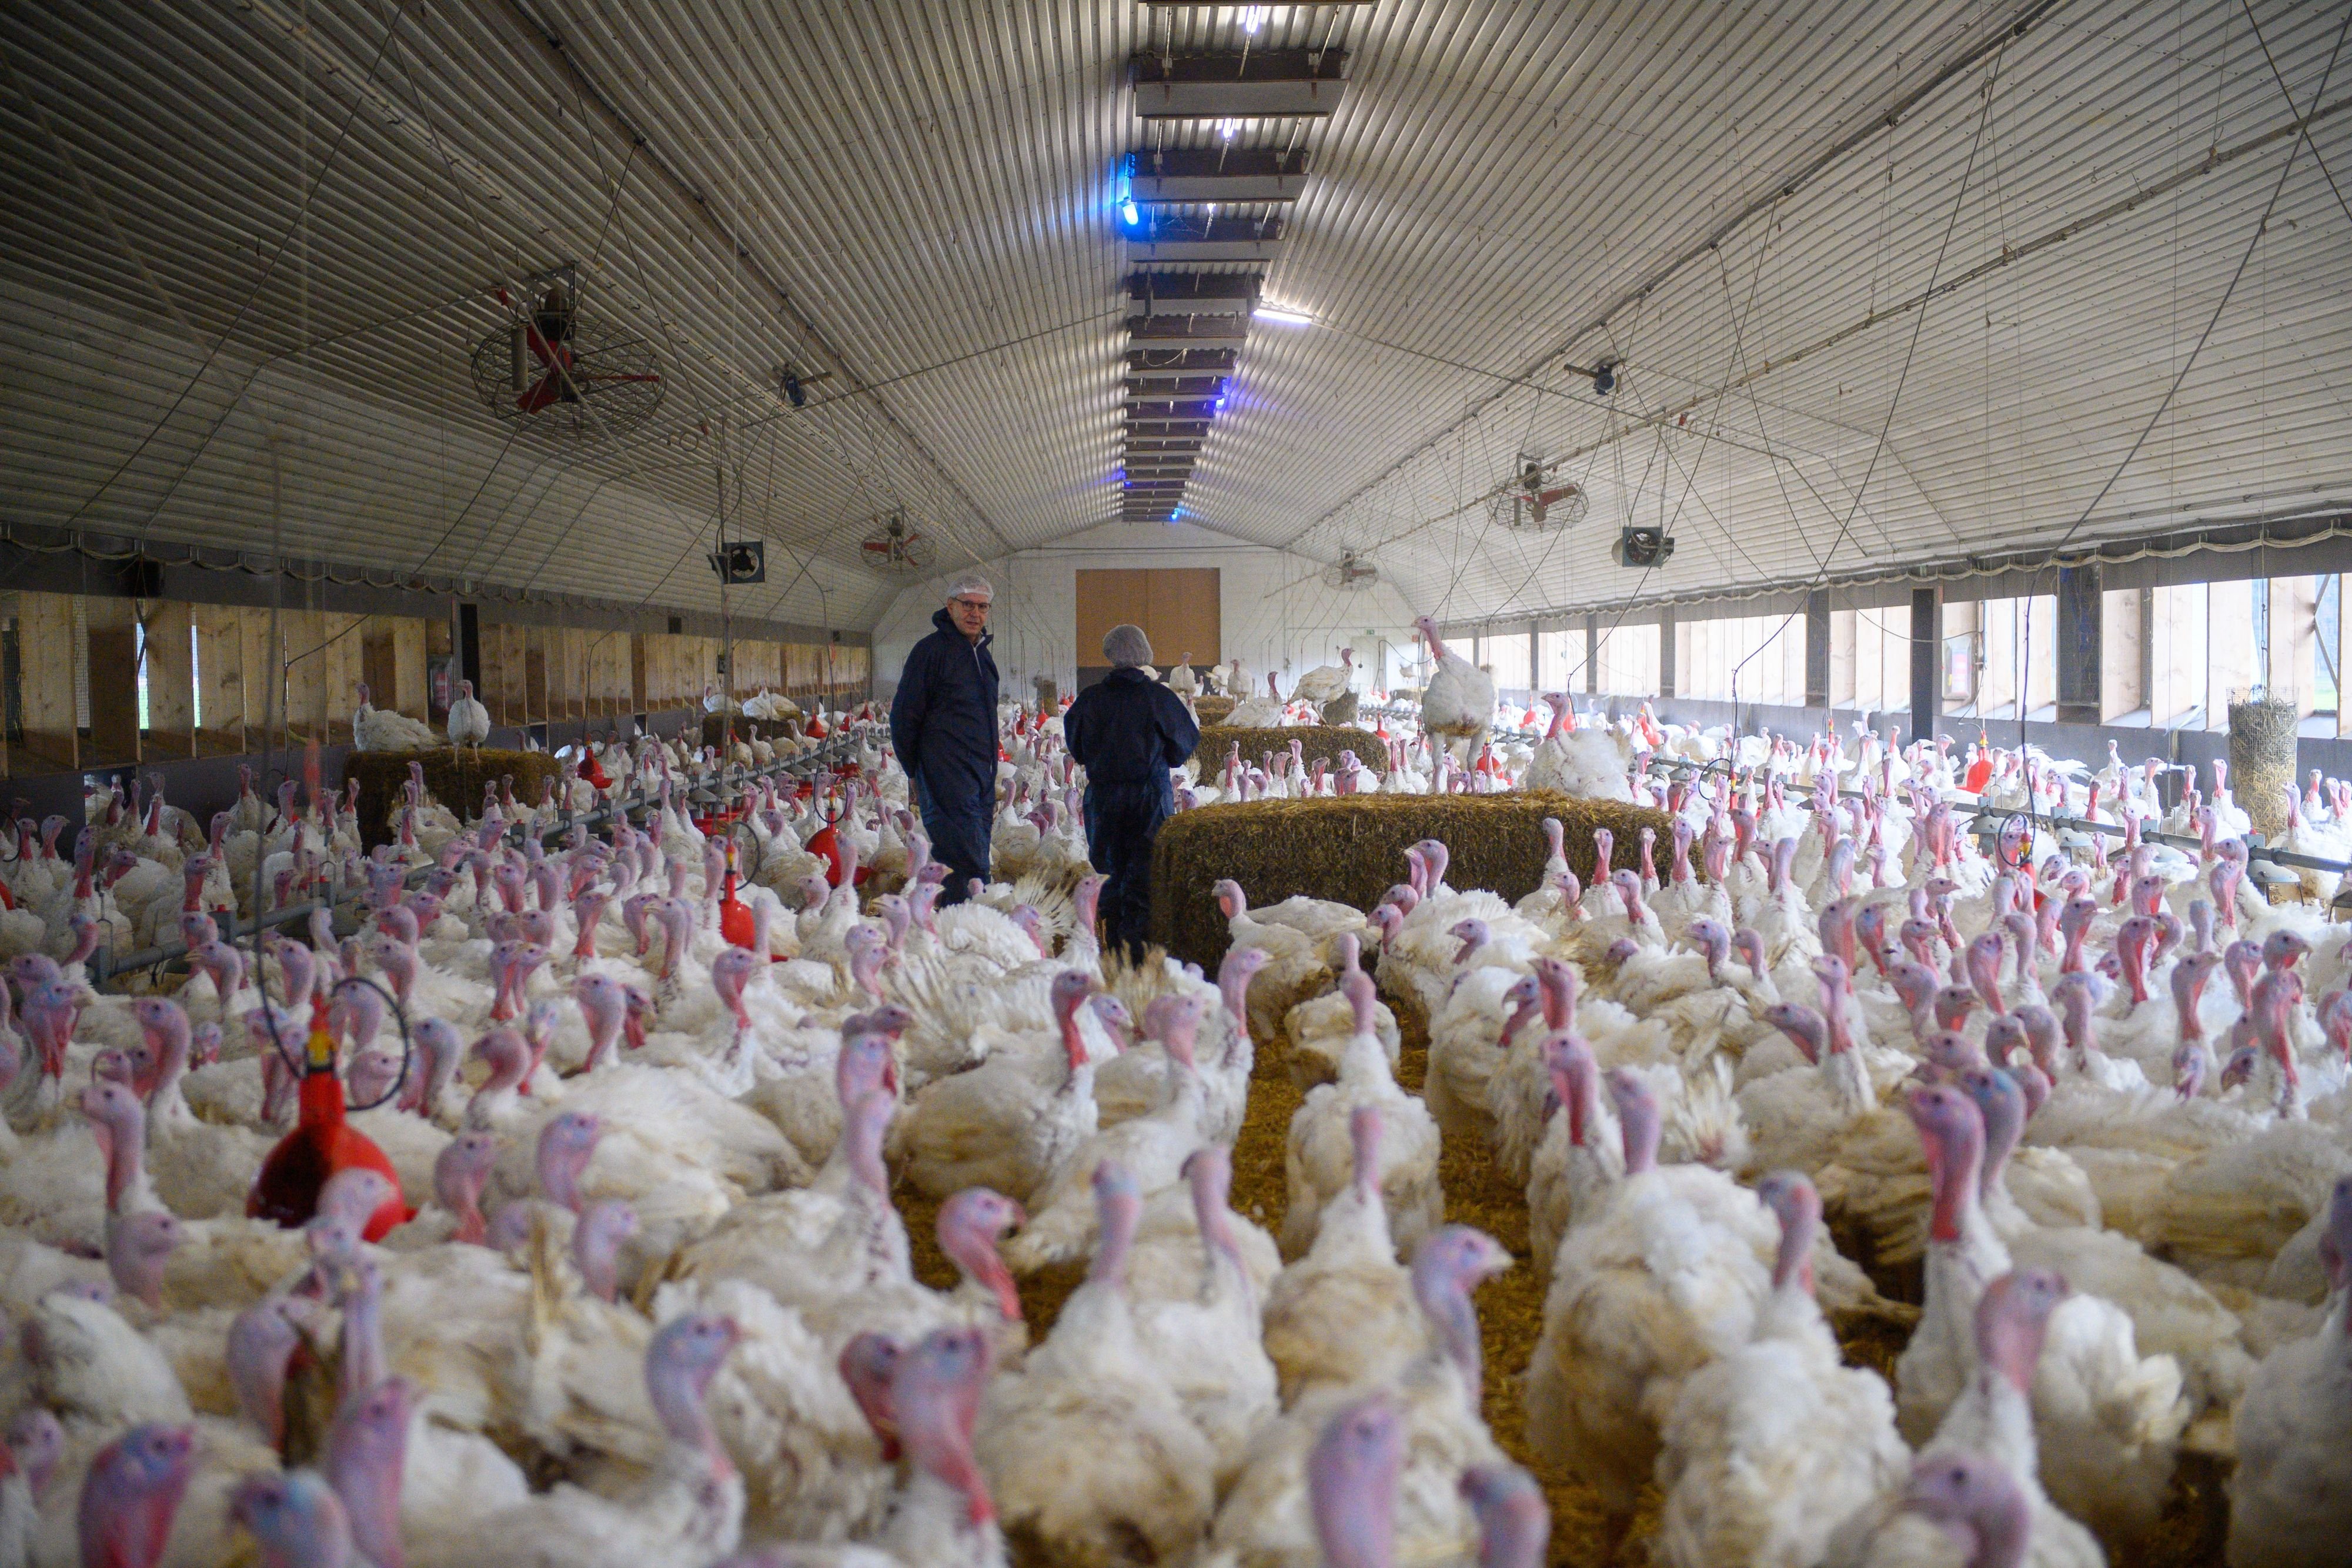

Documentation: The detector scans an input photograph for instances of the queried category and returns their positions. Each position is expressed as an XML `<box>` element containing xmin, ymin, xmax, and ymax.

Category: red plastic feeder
<box><xmin>247</xmin><ymin>1021</ymin><xmax>409</xmax><ymax>1241</ymax></box>
<box><xmin>719</xmin><ymin>844</ymin><xmax>756</xmax><ymax>950</ymax></box>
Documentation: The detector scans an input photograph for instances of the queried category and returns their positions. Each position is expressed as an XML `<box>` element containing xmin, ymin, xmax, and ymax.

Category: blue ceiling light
<box><xmin>1117</xmin><ymin>154</ymin><xmax>1142</xmax><ymax>229</ymax></box>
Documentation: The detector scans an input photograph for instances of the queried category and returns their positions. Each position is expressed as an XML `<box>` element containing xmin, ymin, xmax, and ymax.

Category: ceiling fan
<box><xmin>467</xmin><ymin>273</ymin><xmax>664</xmax><ymax>442</ymax></box>
<box><xmin>858</xmin><ymin>514</ymin><xmax>934</xmax><ymax>573</ymax></box>
<box><xmin>1489</xmin><ymin>456</ymin><xmax>1588</xmax><ymax>532</ymax></box>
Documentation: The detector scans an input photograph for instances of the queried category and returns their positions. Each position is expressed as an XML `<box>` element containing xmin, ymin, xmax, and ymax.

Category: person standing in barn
<box><xmin>890</xmin><ymin>571</ymin><xmax>1001</xmax><ymax>905</ymax></box>
<box><xmin>1063</xmin><ymin>623</ymin><xmax>1200</xmax><ymax>960</ymax></box>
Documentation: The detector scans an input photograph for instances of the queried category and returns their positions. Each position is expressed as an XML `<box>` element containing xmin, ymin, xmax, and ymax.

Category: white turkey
<box><xmin>446</xmin><ymin>679</ymin><xmax>493</xmax><ymax>749</ymax></box>
<box><xmin>353</xmin><ymin>683</ymin><xmax>439</xmax><ymax>752</ymax></box>
<box><xmin>1414</xmin><ymin>614</ymin><xmax>1495</xmax><ymax>763</ymax></box>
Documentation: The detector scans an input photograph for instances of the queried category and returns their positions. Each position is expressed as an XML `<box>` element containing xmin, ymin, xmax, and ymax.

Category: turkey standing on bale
<box><xmin>1292</xmin><ymin>649</ymin><xmax>1355</xmax><ymax>718</ymax></box>
<box><xmin>1415</xmin><ymin>616</ymin><xmax>1495</xmax><ymax>764</ymax></box>
<box><xmin>446</xmin><ymin>680</ymin><xmax>493</xmax><ymax>750</ymax></box>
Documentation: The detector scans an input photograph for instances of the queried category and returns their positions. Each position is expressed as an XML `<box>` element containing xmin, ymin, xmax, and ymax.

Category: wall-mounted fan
<box><xmin>858</xmin><ymin>514</ymin><xmax>934</xmax><ymax>573</ymax></box>
<box><xmin>1321</xmin><ymin>550</ymin><xmax>1379</xmax><ymax>591</ymax></box>
<box><xmin>1487</xmin><ymin>456</ymin><xmax>1588</xmax><ymax>531</ymax></box>
<box><xmin>467</xmin><ymin>277</ymin><xmax>663</xmax><ymax>442</ymax></box>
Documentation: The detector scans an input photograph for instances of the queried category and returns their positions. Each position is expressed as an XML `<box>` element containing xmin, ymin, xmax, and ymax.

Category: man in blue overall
<box><xmin>890</xmin><ymin>572</ymin><xmax>1000</xmax><ymax>905</ymax></box>
<box><xmin>1063</xmin><ymin>623</ymin><xmax>1200</xmax><ymax>960</ymax></box>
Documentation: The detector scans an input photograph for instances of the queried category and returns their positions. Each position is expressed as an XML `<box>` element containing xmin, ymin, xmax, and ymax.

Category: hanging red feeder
<box><xmin>806</xmin><ymin>819</ymin><xmax>846</xmax><ymax>887</ymax></box>
<box><xmin>719</xmin><ymin>842</ymin><xmax>756</xmax><ymax>949</ymax></box>
<box><xmin>247</xmin><ymin>1018</ymin><xmax>409</xmax><ymax>1242</ymax></box>
<box><xmin>582</xmin><ymin>752</ymin><xmax>612</xmax><ymax>791</ymax></box>
<box><xmin>1963</xmin><ymin>737</ymin><xmax>1993</xmax><ymax>795</ymax></box>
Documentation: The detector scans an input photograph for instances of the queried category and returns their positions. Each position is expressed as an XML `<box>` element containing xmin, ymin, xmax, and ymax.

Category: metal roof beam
<box><xmin>1128</xmin><ymin>272</ymin><xmax>1260</xmax><ymax>316</ymax></box>
<box><xmin>1125</xmin><ymin>215</ymin><xmax>1286</xmax><ymax>263</ymax></box>
<box><xmin>1122</xmin><ymin>375</ymin><xmax>1226</xmax><ymax>399</ymax></box>
<box><xmin>1128</xmin><ymin>147</ymin><xmax>1309</xmax><ymax>204</ymax></box>
<box><xmin>1131</xmin><ymin>51</ymin><xmax>1348</xmax><ymax>119</ymax></box>
<box><xmin>1124</xmin><ymin>349</ymin><xmax>1238</xmax><ymax>377</ymax></box>
<box><xmin>1126</xmin><ymin>319</ymin><xmax>1249</xmax><ymax>353</ymax></box>
<box><xmin>1124</xmin><ymin>398</ymin><xmax>1222</xmax><ymax>421</ymax></box>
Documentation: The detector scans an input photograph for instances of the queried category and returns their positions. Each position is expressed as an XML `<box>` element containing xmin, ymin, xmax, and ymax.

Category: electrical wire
<box><xmin>2004</xmin><ymin>0</ymin><xmax>2350</xmax><ymax>755</ymax></box>
<box><xmin>1720</xmin><ymin>41</ymin><xmax>2009</xmax><ymax>728</ymax></box>
<box><xmin>45</xmin><ymin>7</ymin><xmax>404</xmax><ymax>534</ymax></box>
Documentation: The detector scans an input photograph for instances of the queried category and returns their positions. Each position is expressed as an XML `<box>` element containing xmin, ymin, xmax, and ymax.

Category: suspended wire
<box><xmin>38</xmin><ymin>5</ymin><xmax>403</xmax><ymax>532</ymax></box>
<box><xmin>1720</xmin><ymin>39</ymin><xmax>2010</xmax><ymax>720</ymax></box>
<box><xmin>2007</xmin><ymin>0</ymin><xmax>2350</xmax><ymax>752</ymax></box>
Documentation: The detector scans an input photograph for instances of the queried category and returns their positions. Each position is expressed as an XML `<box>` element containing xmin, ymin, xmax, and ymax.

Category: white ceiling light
<box><xmin>1255</xmin><ymin>304</ymin><xmax>1315</xmax><ymax>326</ymax></box>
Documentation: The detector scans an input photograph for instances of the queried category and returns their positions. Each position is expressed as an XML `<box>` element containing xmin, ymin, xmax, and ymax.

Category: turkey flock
<box><xmin>1</xmin><ymin>666</ymin><xmax>2350</xmax><ymax>1568</ymax></box>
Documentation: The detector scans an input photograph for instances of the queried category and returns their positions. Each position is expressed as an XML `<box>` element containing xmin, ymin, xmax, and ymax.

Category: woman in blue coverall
<box><xmin>1062</xmin><ymin>623</ymin><xmax>1200</xmax><ymax>960</ymax></box>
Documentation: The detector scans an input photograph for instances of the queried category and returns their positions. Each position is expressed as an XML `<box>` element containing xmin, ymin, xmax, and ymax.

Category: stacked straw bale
<box><xmin>1190</xmin><ymin>724</ymin><xmax>1389</xmax><ymax>785</ymax></box>
<box><xmin>346</xmin><ymin>748</ymin><xmax>563</xmax><ymax>851</ymax></box>
<box><xmin>1148</xmin><ymin>791</ymin><xmax>1669</xmax><ymax>969</ymax></box>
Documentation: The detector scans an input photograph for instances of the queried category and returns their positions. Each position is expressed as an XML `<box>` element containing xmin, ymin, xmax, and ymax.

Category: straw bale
<box><xmin>1190</xmin><ymin>724</ymin><xmax>1391</xmax><ymax>786</ymax></box>
<box><xmin>1148</xmin><ymin>791</ymin><xmax>1669</xmax><ymax>969</ymax></box>
<box><xmin>1191</xmin><ymin>695</ymin><xmax>1237</xmax><ymax>727</ymax></box>
<box><xmin>345</xmin><ymin>747</ymin><xmax>563</xmax><ymax>851</ymax></box>
<box><xmin>2227</xmin><ymin>695</ymin><xmax>2299</xmax><ymax>840</ymax></box>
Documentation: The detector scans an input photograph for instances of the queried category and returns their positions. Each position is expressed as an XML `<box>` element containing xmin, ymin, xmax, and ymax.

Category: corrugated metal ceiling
<box><xmin>0</xmin><ymin>0</ymin><xmax>2343</xmax><ymax>634</ymax></box>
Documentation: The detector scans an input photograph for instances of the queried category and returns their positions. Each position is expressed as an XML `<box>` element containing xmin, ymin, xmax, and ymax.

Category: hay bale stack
<box><xmin>1191</xmin><ymin>724</ymin><xmax>1388</xmax><ymax>785</ymax></box>
<box><xmin>1148</xmin><ymin>791</ymin><xmax>1671</xmax><ymax>969</ymax></box>
<box><xmin>345</xmin><ymin>748</ymin><xmax>564</xmax><ymax>851</ymax></box>
<box><xmin>2227</xmin><ymin>696</ymin><xmax>2299</xmax><ymax>841</ymax></box>
<box><xmin>1192</xmin><ymin>695</ymin><xmax>1237</xmax><ymax>727</ymax></box>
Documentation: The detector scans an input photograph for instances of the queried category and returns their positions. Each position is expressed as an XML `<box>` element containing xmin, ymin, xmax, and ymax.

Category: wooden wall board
<box><xmin>557</xmin><ymin>628</ymin><xmax>586</xmax><ymax>718</ymax></box>
<box><xmin>485</xmin><ymin>623</ymin><xmax>527</xmax><ymax>725</ymax></box>
<box><xmin>15</xmin><ymin>593</ymin><xmax>79</xmax><ymax>772</ymax></box>
<box><xmin>392</xmin><ymin>618</ymin><xmax>426</xmax><ymax>721</ymax></box>
<box><xmin>237</xmin><ymin>607</ymin><xmax>277</xmax><ymax>745</ymax></box>
<box><xmin>278</xmin><ymin>610</ymin><xmax>330</xmax><ymax>743</ymax></box>
<box><xmin>630</xmin><ymin>634</ymin><xmax>650</xmax><ymax>712</ymax></box>
<box><xmin>1075</xmin><ymin>567</ymin><xmax>1220</xmax><ymax>667</ymax></box>
<box><xmin>523</xmin><ymin>626</ymin><xmax>550</xmax><ymax>723</ymax></box>
<box><xmin>323</xmin><ymin>612</ymin><xmax>364</xmax><ymax>742</ymax></box>
<box><xmin>191</xmin><ymin>604</ymin><xmax>246</xmax><ymax>753</ymax></box>
<box><xmin>143</xmin><ymin>602</ymin><xmax>195</xmax><ymax>757</ymax></box>
<box><xmin>1145</xmin><ymin>569</ymin><xmax>1220</xmax><ymax>667</ymax></box>
<box><xmin>84</xmin><ymin>597</ymin><xmax>141</xmax><ymax>765</ymax></box>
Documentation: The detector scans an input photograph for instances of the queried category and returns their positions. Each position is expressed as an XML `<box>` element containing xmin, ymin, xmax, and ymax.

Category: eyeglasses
<box><xmin>950</xmin><ymin>597</ymin><xmax>991</xmax><ymax>613</ymax></box>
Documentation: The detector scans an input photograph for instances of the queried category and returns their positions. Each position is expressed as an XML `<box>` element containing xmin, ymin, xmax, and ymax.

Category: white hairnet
<box><xmin>945</xmin><ymin>571</ymin><xmax>994</xmax><ymax>603</ymax></box>
<box><xmin>1103</xmin><ymin>623</ymin><xmax>1153</xmax><ymax>668</ymax></box>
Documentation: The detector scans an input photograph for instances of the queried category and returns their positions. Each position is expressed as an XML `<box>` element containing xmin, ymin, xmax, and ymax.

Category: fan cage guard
<box><xmin>859</xmin><ymin>524</ymin><xmax>936</xmax><ymax>574</ymax></box>
<box><xmin>1484</xmin><ymin>482</ymin><xmax>1588</xmax><ymax>533</ymax></box>
<box><xmin>1323</xmin><ymin>556</ymin><xmax>1380</xmax><ymax>591</ymax></box>
<box><xmin>468</xmin><ymin>312</ymin><xmax>664</xmax><ymax>443</ymax></box>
